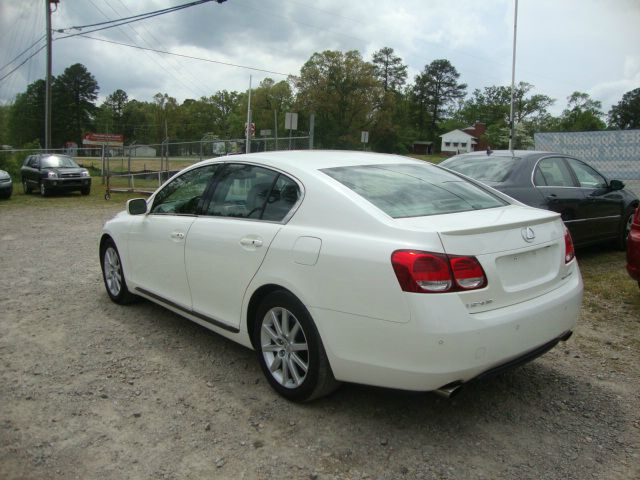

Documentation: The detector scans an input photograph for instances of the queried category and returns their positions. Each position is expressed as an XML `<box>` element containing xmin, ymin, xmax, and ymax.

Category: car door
<box><xmin>24</xmin><ymin>156</ymin><xmax>40</xmax><ymax>187</ymax></box>
<box><xmin>126</xmin><ymin>164</ymin><xmax>219</xmax><ymax>309</ymax></box>
<box><xmin>565</xmin><ymin>157</ymin><xmax>621</xmax><ymax>242</ymax></box>
<box><xmin>533</xmin><ymin>156</ymin><xmax>586</xmax><ymax>241</ymax></box>
<box><xmin>185</xmin><ymin>164</ymin><xmax>301</xmax><ymax>329</ymax></box>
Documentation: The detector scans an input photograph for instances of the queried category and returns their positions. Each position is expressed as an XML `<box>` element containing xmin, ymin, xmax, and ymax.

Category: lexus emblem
<box><xmin>521</xmin><ymin>227</ymin><xmax>536</xmax><ymax>243</ymax></box>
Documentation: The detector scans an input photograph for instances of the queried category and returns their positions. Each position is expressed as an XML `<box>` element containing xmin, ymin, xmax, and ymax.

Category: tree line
<box><xmin>1</xmin><ymin>48</ymin><xmax>639</xmax><ymax>153</ymax></box>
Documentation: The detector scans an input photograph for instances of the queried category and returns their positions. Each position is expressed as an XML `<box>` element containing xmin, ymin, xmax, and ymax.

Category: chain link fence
<box><xmin>535</xmin><ymin>130</ymin><xmax>640</xmax><ymax>196</ymax></box>
<box><xmin>102</xmin><ymin>136</ymin><xmax>311</xmax><ymax>197</ymax></box>
<box><xmin>0</xmin><ymin>136</ymin><xmax>311</xmax><ymax>198</ymax></box>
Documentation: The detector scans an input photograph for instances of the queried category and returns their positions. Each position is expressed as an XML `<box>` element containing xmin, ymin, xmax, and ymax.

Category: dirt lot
<box><xmin>1</xmin><ymin>199</ymin><xmax>639</xmax><ymax>480</ymax></box>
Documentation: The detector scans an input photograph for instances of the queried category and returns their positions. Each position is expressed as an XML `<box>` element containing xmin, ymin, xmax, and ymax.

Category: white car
<box><xmin>100</xmin><ymin>151</ymin><xmax>583</xmax><ymax>401</ymax></box>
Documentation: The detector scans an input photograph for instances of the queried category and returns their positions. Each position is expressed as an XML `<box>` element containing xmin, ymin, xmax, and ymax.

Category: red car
<box><xmin>627</xmin><ymin>207</ymin><xmax>640</xmax><ymax>288</ymax></box>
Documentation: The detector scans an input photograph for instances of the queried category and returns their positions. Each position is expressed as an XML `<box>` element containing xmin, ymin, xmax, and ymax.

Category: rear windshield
<box><xmin>321</xmin><ymin>163</ymin><xmax>507</xmax><ymax>218</ymax></box>
<box><xmin>441</xmin><ymin>155</ymin><xmax>520</xmax><ymax>183</ymax></box>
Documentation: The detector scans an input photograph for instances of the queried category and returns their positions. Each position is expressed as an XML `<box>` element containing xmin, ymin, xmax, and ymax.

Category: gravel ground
<box><xmin>1</xmin><ymin>201</ymin><xmax>638</xmax><ymax>480</ymax></box>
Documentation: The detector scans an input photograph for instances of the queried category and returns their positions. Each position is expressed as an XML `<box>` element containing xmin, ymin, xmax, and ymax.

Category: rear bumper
<box><xmin>313</xmin><ymin>266</ymin><xmax>582</xmax><ymax>392</ymax></box>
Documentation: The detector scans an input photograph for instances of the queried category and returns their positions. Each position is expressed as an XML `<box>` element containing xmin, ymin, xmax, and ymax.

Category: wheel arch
<box><xmin>247</xmin><ymin>283</ymin><xmax>302</xmax><ymax>350</ymax></box>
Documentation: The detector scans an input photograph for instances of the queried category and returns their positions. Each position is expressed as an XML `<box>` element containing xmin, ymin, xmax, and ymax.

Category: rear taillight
<box><xmin>564</xmin><ymin>227</ymin><xmax>575</xmax><ymax>263</ymax></box>
<box><xmin>391</xmin><ymin>250</ymin><xmax>487</xmax><ymax>293</ymax></box>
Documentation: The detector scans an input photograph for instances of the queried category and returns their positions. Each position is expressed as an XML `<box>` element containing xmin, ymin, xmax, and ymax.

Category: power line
<box><xmin>57</xmin><ymin>0</ymin><xmax>215</xmax><ymax>35</ymax></box>
<box><xmin>88</xmin><ymin>0</ymin><xmax>206</xmax><ymax>99</ymax></box>
<box><xmin>0</xmin><ymin>44</ymin><xmax>47</xmax><ymax>84</ymax></box>
<box><xmin>64</xmin><ymin>34</ymin><xmax>292</xmax><ymax>78</ymax></box>
<box><xmin>0</xmin><ymin>35</ymin><xmax>46</xmax><ymax>74</ymax></box>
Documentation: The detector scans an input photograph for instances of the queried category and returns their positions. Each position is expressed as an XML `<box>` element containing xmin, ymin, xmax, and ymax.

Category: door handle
<box><xmin>170</xmin><ymin>231</ymin><xmax>185</xmax><ymax>240</ymax></box>
<box><xmin>240</xmin><ymin>237</ymin><xmax>263</xmax><ymax>248</ymax></box>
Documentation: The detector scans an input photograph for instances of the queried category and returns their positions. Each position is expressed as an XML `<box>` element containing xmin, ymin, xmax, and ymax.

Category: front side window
<box><xmin>151</xmin><ymin>164</ymin><xmax>218</xmax><ymax>215</ymax></box>
<box><xmin>566</xmin><ymin>158</ymin><xmax>607</xmax><ymax>188</ymax></box>
<box><xmin>204</xmin><ymin>164</ymin><xmax>300</xmax><ymax>222</ymax></box>
<box><xmin>534</xmin><ymin>157</ymin><xmax>575</xmax><ymax>187</ymax></box>
<box><xmin>322</xmin><ymin>163</ymin><xmax>507</xmax><ymax>218</ymax></box>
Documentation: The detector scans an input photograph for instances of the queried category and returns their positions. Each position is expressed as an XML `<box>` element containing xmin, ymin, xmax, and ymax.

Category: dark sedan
<box><xmin>440</xmin><ymin>150</ymin><xmax>639</xmax><ymax>249</ymax></box>
<box><xmin>21</xmin><ymin>154</ymin><xmax>91</xmax><ymax>196</ymax></box>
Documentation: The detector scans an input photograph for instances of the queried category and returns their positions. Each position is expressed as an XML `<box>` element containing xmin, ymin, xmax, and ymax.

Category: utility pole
<box><xmin>45</xmin><ymin>0</ymin><xmax>56</xmax><ymax>151</ymax></box>
<box><xmin>245</xmin><ymin>75</ymin><xmax>252</xmax><ymax>154</ymax></box>
<box><xmin>508</xmin><ymin>0</ymin><xmax>518</xmax><ymax>151</ymax></box>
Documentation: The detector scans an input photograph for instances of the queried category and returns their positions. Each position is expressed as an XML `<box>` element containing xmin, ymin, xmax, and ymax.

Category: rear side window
<box><xmin>534</xmin><ymin>157</ymin><xmax>575</xmax><ymax>187</ymax></box>
<box><xmin>441</xmin><ymin>155</ymin><xmax>519</xmax><ymax>182</ymax></box>
<box><xmin>204</xmin><ymin>164</ymin><xmax>300</xmax><ymax>222</ymax></box>
<box><xmin>322</xmin><ymin>163</ymin><xmax>507</xmax><ymax>218</ymax></box>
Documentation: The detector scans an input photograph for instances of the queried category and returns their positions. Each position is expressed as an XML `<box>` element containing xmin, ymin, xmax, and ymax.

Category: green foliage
<box><xmin>557</xmin><ymin>91</ymin><xmax>606</xmax><ymax>132</ymax></box>
<box><xmin>412</xmin><ymin>59</ymin><xmax>466</xmax><ymax>139</ymax></box>
<box><xmin>372</xmin><ymin>47</ymin><xmax>407</xmax><ymax>93</ymax></box>
<box><xmin>608</xmin><ymin>88</ymin><xmax>640</xmax><ymax>129</ymax></box>
<box><xmin>8</xmin><ymin>79</ymin><xmax>45</xmax><ymax>147</ymax></box>
<box><xmin>0</xmin><ymin>139</ymin><xmax>41</xmax><ymax>177</ymax></box>
<box><xmin>52</xmin><ymin>63</ymin><xmax>99</xmax><ymax>146</ymax></box>
<box><xmin>294</xmin><ymin>50</ymin><xmax>382</xmax><ymax>149</ymax></box>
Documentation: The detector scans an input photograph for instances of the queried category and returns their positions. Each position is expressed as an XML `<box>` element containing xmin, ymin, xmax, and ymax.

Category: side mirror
<box><xmin>127</xmin><ymin>198</ymin><xmax>148</xmax><ymax>215</ymax></box>
<box><xmin>609</xmin><ymin>179</ymin><xmax>625</xmax><ymax>191</ymax></box>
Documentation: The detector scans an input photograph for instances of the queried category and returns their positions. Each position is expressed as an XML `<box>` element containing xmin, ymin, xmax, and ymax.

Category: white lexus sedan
<box><xmin>100</xmin><ymin>151</ymin><xmax>583</xmax><ymax>402</ymax></box>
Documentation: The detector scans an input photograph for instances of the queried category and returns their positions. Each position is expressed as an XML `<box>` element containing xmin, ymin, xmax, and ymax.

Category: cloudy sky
<box><xmin>1</xmin><ymin>0</ymin><xmax>639</xmax><ymax>116</ymax></box>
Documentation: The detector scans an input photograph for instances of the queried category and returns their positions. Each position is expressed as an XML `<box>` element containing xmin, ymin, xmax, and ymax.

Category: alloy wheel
<box><xmin>103</xmin><ymin>246</ymin><xmax>123</xmax><ymax>297</ymax></box>
<box><xmin>260</xmin><ymin>307</ymin><xmax>309</xmax><ymax>388</ymax></box>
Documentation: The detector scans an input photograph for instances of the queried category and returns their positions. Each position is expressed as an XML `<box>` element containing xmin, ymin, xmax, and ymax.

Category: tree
<box><xmin>608</xmin><ymin>88</ymin><xmax>640</xmax><ymax>129</ymax></box>
<box><xmin>0</xmin><ymin>105</ymin><xmax>9</xmax><ymax>146</ymax></box>
<box><xmin>459</xmin><ymin>82</ymin><xmax>555</xmax><ymax>148</ymax></box>
<box><xmin>371</xmin><ymin>47</ymin><xmax>407</xmax><ymax>93</ymax></box>
<box><xmin>559</xmin><ymin>91</ymin><xmax>605</xmax><ymax>131</ymax></box>
<box><xmin>8</xmin><ymin>79</ymin><xmax>46</xmax><ymax>147</ymax></box>
<box><xmin>412</xmin><ymin>59</ymin><xmax>466</xmax><ymax>137</ymax></box>
<box><xmin>52</xmin><ymin>63</ymin><xmax>99</xmax><ymax>146</ymax></box>
<box><xmin>246</xmin><ymin>78</ymin><xmax>294</xmax><ymax>138</ymax></box>
<box><xmin>294</xmin><ymin>50</ymin><xmax>382</xmax><ymax>148</ymax></box>
<box><xmin>208</xmin><ymin>90</ymin><xmax>243</xmax><ymax>138</ymax></box>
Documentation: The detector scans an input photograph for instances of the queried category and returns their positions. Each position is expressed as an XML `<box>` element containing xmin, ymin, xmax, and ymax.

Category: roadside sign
<box><xmin>361</xmin><ymin>131</ymin><xmax>369</xmax><ymax>143</ymax></box>
<box><xmin>285</xmin><ymin>112</ymin><xmax>298</xmax><ymax>130</ymax></box>
<box><xmin>83</xmin><ymin>133</ymin><xmax>124</xmax><ymax>146</ymax></box>
<box><xmin>260</xmin><ymin>129</ymin><xmax>272</xmax><ymax>137</ymax></box>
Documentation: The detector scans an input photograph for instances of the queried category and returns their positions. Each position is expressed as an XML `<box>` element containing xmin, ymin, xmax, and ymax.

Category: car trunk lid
<box><xmin>395</xmin><ymin>205</ymin><xmax>574</xmax><ymax>312</ymax></box>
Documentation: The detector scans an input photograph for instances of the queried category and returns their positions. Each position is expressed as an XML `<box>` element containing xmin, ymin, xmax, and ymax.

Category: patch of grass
<box><xmin>407</xmin><ymin>154</ymin><xmax>448</xmax><ymax>164</ymax></box>
<box><xmin>0</xmin><ymin>177</ymin><xmax>146</xmax><ymax>210</ymax></box>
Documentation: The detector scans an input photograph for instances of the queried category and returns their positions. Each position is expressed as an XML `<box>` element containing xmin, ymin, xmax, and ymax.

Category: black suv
<box><xmin>21</xmin><ymin>154</ymin><xmax>91</xmax><ymax>196</ymax></box>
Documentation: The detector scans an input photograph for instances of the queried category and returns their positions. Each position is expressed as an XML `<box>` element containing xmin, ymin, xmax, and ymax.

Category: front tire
<box><xmin>253</xmin><ymin>290</ymin><xmax>339</xmax><ymax>402</ymax></box>
<box><xmin>22</xmin><ymin>178</ymin><xmax>32</xmax><ymax>194</ymax></box>
<box><xmin>81</xmin><ymin>186</ymin><xmax>91</xmax><ymax>196</ymax></box>
<box><xmin>101</xmin><ymin>238</ymin><xmax>137</xmax><ymax>305</ymax></box>
<box><xmin>40</xmin><ymin>182</ymin><xmax>49</xmax><ymax>197</ymax></box>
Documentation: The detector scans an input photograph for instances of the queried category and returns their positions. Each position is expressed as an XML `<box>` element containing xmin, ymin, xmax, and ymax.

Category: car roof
<box><xmin>198</xmin><ymin>150</ymin><xmax>427</xmax><ymax>176</ymax></box>
<box><xmin>449</xmin><ymin>150</ymin><xmax>556</xmax><ymax>159</ymax></box>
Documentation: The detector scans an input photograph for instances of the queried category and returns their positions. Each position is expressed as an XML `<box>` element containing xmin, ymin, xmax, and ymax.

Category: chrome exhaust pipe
<box><xmin>434</xmin><ymin>383</ymin><xmax>463</xmax><ymax>399</ymax></box>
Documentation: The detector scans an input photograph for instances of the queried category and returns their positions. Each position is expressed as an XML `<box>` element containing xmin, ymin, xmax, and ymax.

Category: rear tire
<box><xmin>101</xmin><ymin>238</ymin><xmax>137</xmax><ymax>305</ymax></box>
<box><xmin>253</xmin><ymin>290</ymin><xmax>340</xmax><ymax>402</ymax></box>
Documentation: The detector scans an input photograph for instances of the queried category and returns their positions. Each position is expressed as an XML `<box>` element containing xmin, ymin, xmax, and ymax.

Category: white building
<box><xmin>440</xmin><ymin>130</ymin><xmax>476</xmax><ymax>154</ymax></box>
<box><xmin>124</xmin><ymin>145</ymin><xmax>157</xmax><ymax>157</ymax></box>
